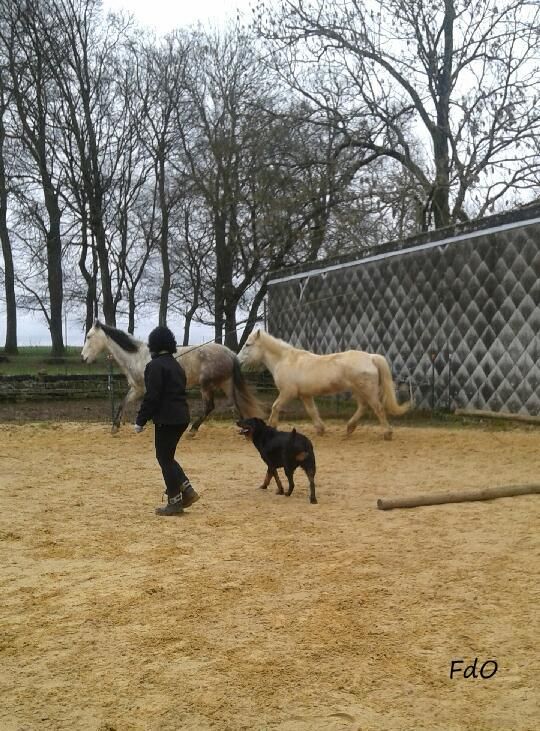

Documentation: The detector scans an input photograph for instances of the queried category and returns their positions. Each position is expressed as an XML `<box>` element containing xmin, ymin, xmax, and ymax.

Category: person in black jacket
<box><xmin>135</xmin><ymin>325</ymin><xmax>200</xmax><ymax>516</ymax></box>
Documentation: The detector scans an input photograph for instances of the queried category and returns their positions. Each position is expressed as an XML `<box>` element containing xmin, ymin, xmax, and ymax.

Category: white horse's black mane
<box><xmin>97</xmin><ymin>322</ymin><xmax>140</xmax><ymax>353</ymax></box>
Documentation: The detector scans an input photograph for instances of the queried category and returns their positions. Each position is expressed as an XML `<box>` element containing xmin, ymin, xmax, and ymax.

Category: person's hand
<box><xmin>134</xmin><ymin>424</ymin><xmax>144</xmax><ymax>434</ymax></box>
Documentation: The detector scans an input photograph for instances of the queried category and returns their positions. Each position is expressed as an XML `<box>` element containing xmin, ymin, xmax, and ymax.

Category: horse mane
<box><xmin>97</xmin><ymin>322</ymin><xmax>141</xmax><ymax>353</ymax></box>
<box><xmin>259</xmin><ymin>330</ymin><xmax>295</xmax><ymax>353</ymax></box>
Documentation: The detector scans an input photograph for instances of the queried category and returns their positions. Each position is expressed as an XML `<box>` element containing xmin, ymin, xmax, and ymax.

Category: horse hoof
<box><xmin>384</xmin><ymin>431</ymin><xmax>393</xmax><ymax>441</ymax></box>
<box><xmin>111</xmin><ymin>425</ymin><xmax>119</xmax><ymax>435</ymax></box>
<box><xmin>186</xmin><ymin>430</ymin><xmax>198</xmax><ymax>439</ymax></box>
<box><xmin>310</xmin><ymin>498</ymin><xmax>318</xmax><ymax>504</ymax></box>
<box><xmin>258</xmin><ymin>485</ymin><xmax>268</xmax><ymax>490</ymax></box>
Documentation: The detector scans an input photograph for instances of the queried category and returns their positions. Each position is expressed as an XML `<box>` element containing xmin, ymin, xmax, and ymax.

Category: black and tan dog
<box><xmin>237</xmin><ymin>417</ymin><xmax>317</xmax><ymax>504</ymax></box>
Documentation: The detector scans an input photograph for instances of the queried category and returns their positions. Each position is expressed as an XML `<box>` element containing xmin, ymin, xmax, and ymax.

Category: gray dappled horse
<box><xmin>81</xmin><ymin>320</ymin><xmax>264</xmax><ymax>434</ymax></box>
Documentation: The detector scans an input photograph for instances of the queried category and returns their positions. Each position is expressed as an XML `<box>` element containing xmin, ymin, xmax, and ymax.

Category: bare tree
<box><xmin>131</xmin><ymin>32</ymin><xmax>190</xmax><ymax>326</ymax></box>
<box><xmin>173</xmin><ymin>27</ymin><xmax>377</xmax><ymax>347</ymax></box>
<box><xmin>256</xmin><ymin>0</ymin><xmax>540</xmax><ymax>228</ymax></box>
<box><xmin>0</xmin><ymin>63</ymin><xmax>17</xmax><ymax>352</ymax></box>
<box><xmin>114</xmin><ymin>185</ymin><xmax>157</xmax><ymax>334</ymax></box>
<box><xmin>40</xmin><ymin>0</ymin><xmax>134</xmax><ymax>326</ymax></box>
<box><xmin>1</xmin><ymin>0</ymin><xmax>65</xmax><ymax>354</ymax></box>
<box><xmin>176</xmin><ymin>29</ymin><xmax>292</xmax><ymax>347</ymax></box>
<box><xmin>60</xmin><ymin>152</ymin><xmax>99</xmax><ymax>335</ymax></box>
<box><xmin>168</xmin><ymin>195</ymin><xmax>214</xmax><ymax>345</ymax></box>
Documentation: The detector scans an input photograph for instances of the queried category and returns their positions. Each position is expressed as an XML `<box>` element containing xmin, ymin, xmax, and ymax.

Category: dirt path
<box><xmin>0</xmin><ymin>420</ymin><xmax>538</xmax><ymax>730</ymax></box>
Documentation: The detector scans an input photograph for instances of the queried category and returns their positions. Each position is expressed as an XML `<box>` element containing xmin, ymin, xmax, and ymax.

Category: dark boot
<box><xmin>155</xmin><ymin>493</ymin><xmax>184</xmax><ymax>516</ymax></box>
<box><xmin>181</xmin><ymin>482</ymin><xmax>200</xmax><ymax>509</ymax></box>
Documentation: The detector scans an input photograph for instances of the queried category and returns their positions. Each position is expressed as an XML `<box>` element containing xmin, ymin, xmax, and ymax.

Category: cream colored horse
<box><xmin>237</xmin><ymin>330</ymin><xmax>411</xmax><ymax>439</ymax></box>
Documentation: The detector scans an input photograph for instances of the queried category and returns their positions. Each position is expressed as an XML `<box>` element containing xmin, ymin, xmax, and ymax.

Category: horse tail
<box><xmin>231</xmin><ymin>357</ymin><xmax>266</xmax><ymax>418</ymax></box>
<box><xmin>372</xmin><ymin>354</ymin><xmax>412</xmax><ymax>416</ymax></box>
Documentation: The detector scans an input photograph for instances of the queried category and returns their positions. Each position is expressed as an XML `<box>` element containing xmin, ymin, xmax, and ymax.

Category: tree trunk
<box><xmin>213</xmin><ymin>209</ymin><xmax>227</xmax><ymax>344</ymax></box>
<box><xmin>432</xmin><ymin>131</ymin><xmax>451</xmax><ymax>229</ymax></box>
<box><xmin>92</xmin><ymin>211</ymin><xmax>115</xmax><ymax>326</ymax></box>
<box><xmin>0</xmin><ymin>103</ymin><xmax>17</xmax><ymax>353</ymax></box>
<box><xmin>224</xmin><ymin>301</ymin><xmax>238</xmax><ymax>351</ymax></box>
<box><xmin>182</xmin><ymin>312</ymin><xmax>192</xmax><ymax>347</ymax></box>
<box><xmin>239</xmin><ymin>283</ymin><xmax>267</xmax><ymax>347</ymax></box>
<box><xmin>128</xmin><ymin>289</ymin><xmax>136</xmax><ymax>334</ymax></box>
<box><xmin>43</xmin><ymin>185</ymin><xmax>65</xmax><ymax>356</ymax></box>
<box><xmin>81</xmin><ymin>63</ymin><xmax>115</xmax><ymax>326</ymax></box>
<box><xmin>431</xmin><ymin>0</ymin><xmax>454</xmax><ymax>229</ymax></box>
<box><xmin>158</xmin><ymin>156</ymin><xmax>170</xmax><ymax>326</ymax></box>
<box><xmin>78</xmin><ymin>214</ymin><xmax>98</xmax><ymax>335</ymax></box>
<box><xmin>182</xmin><ymin>296</ymin><xmax>199</xmax><ymax>346</ymax></box>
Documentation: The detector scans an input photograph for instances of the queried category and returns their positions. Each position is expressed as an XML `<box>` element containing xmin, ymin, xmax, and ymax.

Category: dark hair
<box><xmin>97</xmin><ymin>321</ymin><xmax>139</xmax><ymax>353</ymax></box>
<box><xmin>147</xmin><ymin>326</ymin><xmax>177</xmax><ymax>354</ymax></box>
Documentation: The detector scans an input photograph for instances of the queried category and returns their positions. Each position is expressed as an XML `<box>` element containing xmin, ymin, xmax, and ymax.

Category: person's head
<box><xmin>147</xmin><ymin>326</ymin><xmax>177</xmax><ymax>355</ymax></box>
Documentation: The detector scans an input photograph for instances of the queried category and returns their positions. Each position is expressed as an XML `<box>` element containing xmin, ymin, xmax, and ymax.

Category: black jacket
<box><xmin>136</xmin><ymin>352</ymin><xmax>190</xmax><ymax>427</ymax></box>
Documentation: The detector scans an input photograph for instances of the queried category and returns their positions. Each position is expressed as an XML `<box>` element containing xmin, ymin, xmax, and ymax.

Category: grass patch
<box><xmin>0</xmin><ymin>347</ymin><xmax>110</xmax><ymax>376</ymax></box>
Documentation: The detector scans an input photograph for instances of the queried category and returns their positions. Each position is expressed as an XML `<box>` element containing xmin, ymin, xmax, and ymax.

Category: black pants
<box><xmin>154</xmin><ymin>423</ymin><xmax>190</xmax><ymax>499</ymax></box>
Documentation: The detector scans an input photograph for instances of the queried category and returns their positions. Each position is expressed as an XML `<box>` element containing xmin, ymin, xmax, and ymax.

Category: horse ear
<box><xmin>94</xmin><ymin>319</ymin><xmax>101</xmax><ymax>328</ymax></box>
<box><xmin>255</xmin><ymin>330</ymin><xmax>261</xmax><ymax>339</ymax></box>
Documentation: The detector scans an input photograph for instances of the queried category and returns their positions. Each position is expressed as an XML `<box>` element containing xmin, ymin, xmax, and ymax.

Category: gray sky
<box><xmin>0</xmin><ymin>309</ymin><xmax>215</xmax><ymax>348</ymax></box>
<box><xmin>102</xmin><ymin>0</ymin><xmax>253</xmax><ymax>31</ymax></box>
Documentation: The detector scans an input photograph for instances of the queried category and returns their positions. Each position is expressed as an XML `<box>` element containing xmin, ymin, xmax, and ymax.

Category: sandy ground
<box><xmin>0</xmin><ymin>419</ymin><xmax>539</xmax><ymax>731</ymax></box>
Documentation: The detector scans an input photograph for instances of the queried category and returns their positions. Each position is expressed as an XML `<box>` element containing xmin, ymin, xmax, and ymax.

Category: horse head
<box><xmin>81</xmin><ymin>320</ymin><xmax>108</xmax><ymax>363</ymax></box>
<box><xmin>237</xmin><ymin>330</ymin><xmax>265</xmax><ymax>369</ymax></box>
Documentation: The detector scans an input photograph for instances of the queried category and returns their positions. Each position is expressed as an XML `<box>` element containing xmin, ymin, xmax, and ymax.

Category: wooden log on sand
<box><xmin>377</xmin><ymin>484</ymin><xmax>540</xmax><ymax>510</ymax></box>
<box><xmin>455</xmin><ymin>408</ymin><xmax>540</xmax><ymax>425</ymax></box>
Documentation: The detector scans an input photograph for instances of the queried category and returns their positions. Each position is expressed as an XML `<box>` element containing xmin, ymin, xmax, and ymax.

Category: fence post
<box><xmin>107</xmin><ymin>356</ymin><xmax>115</xmax><ymax>425</ymax></box>
<box><xmin>447</xmin><ymin>346</ymin><xmax>453</xmax><ymax>412</ymax></box>
<box><xmin>431</xmin><ymin>352</ymin><xmax>437</xmax><ymax>412</ymax></box>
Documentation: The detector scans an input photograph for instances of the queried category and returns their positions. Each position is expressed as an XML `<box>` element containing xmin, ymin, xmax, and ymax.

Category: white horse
<box><xmin>81</xmin><ymin>320</ymin><xmax>264</xmax><ymax>434</ymax></box>
<box><xmin>237</xmin><ymin>330</ymin><xmax>411</xmax><ymax>439</ymax></box>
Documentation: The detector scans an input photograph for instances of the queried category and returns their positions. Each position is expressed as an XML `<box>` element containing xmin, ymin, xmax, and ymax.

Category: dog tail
<box><xmin>372</xmin><ymin>354</ymin><xmax>412</xmax><ymax>416</ymax></box>
<box><xmin>231</xmin><ymin>357</ymin><xmax>266</xmax><ymax>419</ymax></box>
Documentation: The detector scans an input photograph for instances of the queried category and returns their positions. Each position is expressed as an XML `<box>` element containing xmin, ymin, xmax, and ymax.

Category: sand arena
<box><xmin>0</xmin><ymin>419</ymin><xmax>538</xmax><ymax>730</ymax></box>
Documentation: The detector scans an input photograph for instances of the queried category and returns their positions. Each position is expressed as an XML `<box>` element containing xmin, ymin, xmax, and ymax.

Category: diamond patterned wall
<box><xmin>268</xmin><ymin>217</ymin><xmax>540</xmax><ymax>414</ymax></box>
